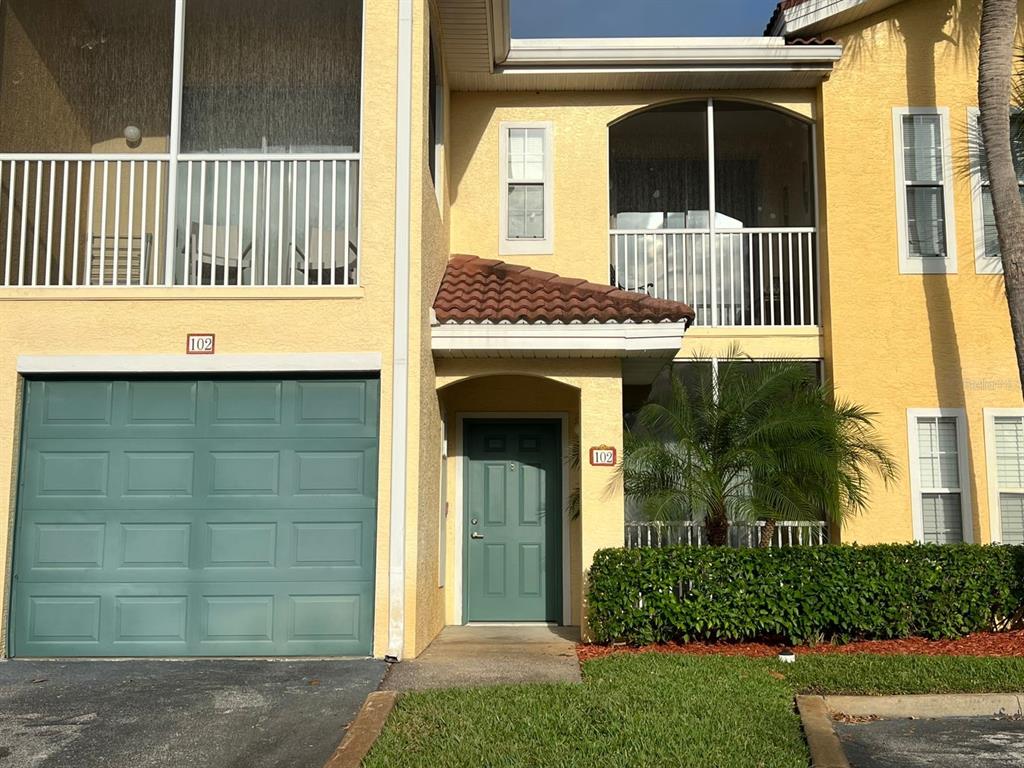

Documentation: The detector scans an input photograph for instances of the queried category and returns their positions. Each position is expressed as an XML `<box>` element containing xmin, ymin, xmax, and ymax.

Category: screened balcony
<box><xmin>0</xmin><ymin>0</ymin><xmax>362</xmax><ymax>288</ymax></box>
<box><xmin>609</xmin><ymin>100</ymin><xmax>819</xmax><ymax>327</ymax></box>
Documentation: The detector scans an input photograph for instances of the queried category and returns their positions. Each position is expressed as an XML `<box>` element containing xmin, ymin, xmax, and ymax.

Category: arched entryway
<box><xmin>438</xmin><ymin>374</ymin><xmax>582</xmax><ymax>627</ymax></box>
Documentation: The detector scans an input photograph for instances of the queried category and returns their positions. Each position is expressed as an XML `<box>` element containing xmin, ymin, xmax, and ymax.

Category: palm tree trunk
<box><xmin>705</xmin><ymin>502</ymin><xmax>730</xmax><ymax>546</ymax></box>
<box><xmin>758</xmin><ymin>519</ymin><xmax>777</xmax><ymax>548</ymax></box>
<box><xmin>979</xmin><ymin>0</ymin><xmax>1024</xmax><ymax>394</ymax></box>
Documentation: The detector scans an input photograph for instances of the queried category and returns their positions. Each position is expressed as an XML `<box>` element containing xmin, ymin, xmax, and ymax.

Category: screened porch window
<box><xmin>180</xmin><ymin>0</ymin><xmax>362</xmax><ymax>155</ymax></box>
<box><xmin>0</xmin><ymin>0</ymin><xmax>363</xmax><ymax>289</ymax></box>
<box><xmin>609</xmin><ymin>100</ymin><xmax>813</xmax><ymax>230</ymax></box>
<box><xmin>0</xmin><ymin>0</ymin><xmax>175</xmax><ymax>154</ymax></box>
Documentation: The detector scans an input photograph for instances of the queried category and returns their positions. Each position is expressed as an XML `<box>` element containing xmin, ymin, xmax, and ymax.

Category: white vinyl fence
<box><xmin>625</xmin><ymin>520</ymin><xmax>829</xmax><ymax>549</ymax></box>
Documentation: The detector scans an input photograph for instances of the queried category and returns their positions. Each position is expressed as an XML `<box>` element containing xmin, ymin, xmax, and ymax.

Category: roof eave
<box><xmin>769</xmin><ymin>0</ymin><xmax>905</xmax><ymax>38</ymax></box>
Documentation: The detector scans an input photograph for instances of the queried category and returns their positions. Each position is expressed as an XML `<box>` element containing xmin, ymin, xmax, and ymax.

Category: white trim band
<box><xmin>17</xmin><ymin>353</ymin><xmax>383</xmax><ymax>374</ymax></box>
<box><xmin>432</xmin><ymin>322</ymin><xmax>691</xmax><ymax>356</ymax></box>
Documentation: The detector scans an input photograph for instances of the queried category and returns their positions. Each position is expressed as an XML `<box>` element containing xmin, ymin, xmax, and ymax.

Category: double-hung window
<box><xmin>500</xmin><ymin>122</ymin><xmax>553</xmax><ymax>255</ymax></box>
<box><xmin>969</xmin><ymin>109</ymin><xmax>1024</xmax><ymax>274</ymax></box>
<box><xmin>908</xmin><ymin>410</ymin><xmax>971</xmax><ymax>543</ymax></box>
<box><xmin>984</xmin><ymin>410</ymin><xmax>1024</xmax><ymax>543</ymax></box>
<box><xmin>894</xmin><ymin>108</ymin><xmax>957</xmax><ymax>273</ymax></box>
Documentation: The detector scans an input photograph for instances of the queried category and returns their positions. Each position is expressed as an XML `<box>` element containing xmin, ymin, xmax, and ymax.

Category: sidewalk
<box><xmin>382</xmin><ymin>625</ymin><xmax>582</xmax><ymax>690</ymax></box>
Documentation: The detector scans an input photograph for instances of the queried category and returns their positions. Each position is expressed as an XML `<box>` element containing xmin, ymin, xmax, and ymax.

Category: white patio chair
<box><xmin>293</xmin><ymin>226</ymin><xmax>358</xmax><ymax>285</ymax></box>
<box><xmin>188</xmin><ymin>223</ymin><xmax>252</xmax><ymax>285</ymax></box>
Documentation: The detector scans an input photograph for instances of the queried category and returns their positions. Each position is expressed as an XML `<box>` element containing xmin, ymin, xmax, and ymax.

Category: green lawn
<box><xmin>364</xmin><ymin>653</ymin><xmax>1024</xmax><ymax>768</ymax></box>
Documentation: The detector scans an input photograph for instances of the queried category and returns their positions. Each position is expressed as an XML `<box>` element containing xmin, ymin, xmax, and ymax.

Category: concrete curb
<box><xmin>323</xmin><ymin>690</ymin><xmax>399</xmax><ymax>768</ymax></box>
<box><xmin>796</xmin><ymin>696</ymin><xmax>851</xmax><ymax>768</ymax></box>
<box><xmin>823</xmin><ymin>693</ymin><xmax>1024</xmax><ymax>719</ymax></box>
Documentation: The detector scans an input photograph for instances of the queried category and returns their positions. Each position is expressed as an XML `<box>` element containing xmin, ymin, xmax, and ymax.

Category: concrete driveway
<box><xmin>0</xmin><ymin>658</ymin><xmax>386</xmax><ymax>768</ymax></box>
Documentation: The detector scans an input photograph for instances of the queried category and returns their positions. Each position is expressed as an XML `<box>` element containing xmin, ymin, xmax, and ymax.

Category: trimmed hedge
<box><xmin>587</xmin><ymin>544</ymin><xmax>1024</xmax><ymax>646</ymax></box>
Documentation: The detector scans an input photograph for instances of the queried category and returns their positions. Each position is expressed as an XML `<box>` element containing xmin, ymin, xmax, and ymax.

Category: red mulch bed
<box><xmin>577</xmin><ymin>630</ymin><xmax>1024</xmax><ymax>662</ymax></box>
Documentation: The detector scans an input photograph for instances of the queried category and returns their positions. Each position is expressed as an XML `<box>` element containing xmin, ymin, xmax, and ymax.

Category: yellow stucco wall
<box><xmin>0</xmin><ymin>0</ymin><xmax>401</xmax><ymax>658</ymax></box>
<box><xmin>819</xmin><ymin>0</ymin><xmax>1024</xmax><ymax>543</ymax></box>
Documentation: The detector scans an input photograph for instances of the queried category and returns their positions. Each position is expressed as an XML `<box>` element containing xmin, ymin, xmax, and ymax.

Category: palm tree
<box><xmin>979</xmin><ymin>0</ymin><xmax>1024</xmax><ymax>392</ymax></box>
<box><xmin>621</xmin><ymin>355</ymin><xmax>897</xmax><ymax>547</ymax></box>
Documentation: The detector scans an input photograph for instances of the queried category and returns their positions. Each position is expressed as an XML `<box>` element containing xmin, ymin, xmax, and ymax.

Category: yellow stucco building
<box><xmin>0</xmin><ymin>0</ymin><xmax>1020</xmax><ymax>660</ymax></box>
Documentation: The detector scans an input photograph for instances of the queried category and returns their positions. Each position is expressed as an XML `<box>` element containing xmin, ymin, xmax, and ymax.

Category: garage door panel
<box><xmin>14</xmin><ymin>579</ymin><xmax>374</xmax><ymax>657</ymax></box>
<box><xmin>126</xmin><ymin>381</ymin><xmax>198</xmax><ymax>426</ymax></box>
<box><xmin>21</xmin><ymin>444</ymin><xmax>378</xmax><ymax>511</ymax></box>
<box><xmin>19</xmin><ymin>510</ymin><xmax>377</xmax><ymax>583</ymax></box>
<box><xmin>36</xmin><ymin>381</ymin><xmax>115</xmax><ymax>426</ymax></box>
<box><xmin>13</xmin><ymin>377</ymin><xmax>378</xmax><ymax>657</ymax></box>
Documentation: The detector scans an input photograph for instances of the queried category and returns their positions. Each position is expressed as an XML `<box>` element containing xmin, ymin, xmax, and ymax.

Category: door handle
<box><xmin>471</xmin><ymin>532</ymin><xmax>484</xmax><ymax>539</ymax></box>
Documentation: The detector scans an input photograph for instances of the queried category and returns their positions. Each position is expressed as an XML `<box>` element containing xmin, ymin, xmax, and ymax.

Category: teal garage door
<box><xmin>11</xmin><ymin>378</ymin><xmax>378</xmax><ymax>657</ymax></box>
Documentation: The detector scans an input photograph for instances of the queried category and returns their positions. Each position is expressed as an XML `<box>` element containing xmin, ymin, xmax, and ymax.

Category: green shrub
<box><xmin>587</xmin><ymin>544</ymin><xmax>1024</xmax><ymax>646</ymax></box>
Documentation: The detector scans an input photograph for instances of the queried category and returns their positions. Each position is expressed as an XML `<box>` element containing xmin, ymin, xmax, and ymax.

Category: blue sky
<box><xmin>511</xmin><ymin>0</ymin><xmax>775</xmax><ymax>38</ymax></box>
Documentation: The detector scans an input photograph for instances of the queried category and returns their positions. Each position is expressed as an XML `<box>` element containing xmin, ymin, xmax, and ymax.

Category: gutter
<box><xmin>387</xmin><ymin>0</ymin><xmax>413</xmax><ymax>662</ymax></box>
<box><xmin>499</xmin><ymin>36</ymin><xmax>842</xmax><ymax>71</ymax></box>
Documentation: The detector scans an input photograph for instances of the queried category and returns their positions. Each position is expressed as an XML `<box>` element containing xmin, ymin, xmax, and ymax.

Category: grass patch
<box><xmin>364</xmin><ymin>654</ymin><xmax>1024</xmax><ymax>768</ymax></box>
<box><xmin>780</xmin><ymin>653</ymin><xmax>1024</xmax><ymax>695</ymax></box>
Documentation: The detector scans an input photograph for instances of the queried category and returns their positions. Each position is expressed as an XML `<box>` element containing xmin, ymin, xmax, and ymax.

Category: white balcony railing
<box><xmin>0</xmin><ymin>154</ymin><xmax>359</xmax><ymax>288</ymax></box>
<box><xmin>610</xmin><ymin>228</ymin><xmax>819</xmax><ymax>327</ymax></box>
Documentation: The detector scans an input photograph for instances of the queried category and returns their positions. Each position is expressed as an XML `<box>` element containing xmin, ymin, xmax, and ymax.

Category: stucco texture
<box><xmin>819</xmin><ymin>0</ymin><xmax>1024</xmax><ymax>544</ymax></box>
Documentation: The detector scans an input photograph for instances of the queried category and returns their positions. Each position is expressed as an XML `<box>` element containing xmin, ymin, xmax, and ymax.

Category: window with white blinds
<box><xmin>894</xmin><ymin>108</ymin><xmax>956</xmax><ymax>273</ymax></box>
<box><xmin>500</xmin><ymin>122</ymin><xmax>553</xmax><ymax>255</ymax></box>
<box><xmin>992</xmin><ymin>415</ymin><xmax>1024</xmax><ymax>544</ymax></box>
<box><xmin>912</xmin><ymin>414</ymin><xmax>966</xmax><ymax>543</ymax></box>
<box><xmin>970</xmin><ymin>110</ymin><xmax>1024</xmax><ymax>272</ymax></box>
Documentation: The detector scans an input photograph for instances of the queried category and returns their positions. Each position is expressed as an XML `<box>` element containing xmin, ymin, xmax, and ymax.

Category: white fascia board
<box><xmin>17</xmin><ymin>352</ymin><xmax>383</xmax><ymax>374</ymax></box>
<box><xmin>503</xmin><ymin>36</ymin><xmax>842</xmax><ymax>68</ymax></box>
<box><xmin>769</xmin><ymin>0</ymin><xmax>904</xmax><ymax>37</ymax></box>
<box><xmin>431</xmin><ymin>322</ymin><xmax>690</xmax><ymax>355</ymax></box>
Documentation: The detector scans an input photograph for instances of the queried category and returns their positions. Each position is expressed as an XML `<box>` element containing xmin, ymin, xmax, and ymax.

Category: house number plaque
<box><xmin>186</xmin><ymin>334</ymin><xmax>216</xmax><ymax>355</ymax></box>
<box><xmin>589</xmin><ymin>446</ymin><xmax>617</xmax><ymax>466</ymax></box>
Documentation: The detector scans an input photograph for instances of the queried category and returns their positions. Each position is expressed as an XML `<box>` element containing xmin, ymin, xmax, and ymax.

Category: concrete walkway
<box><xmin>383</xmin><ymin>625</ymin><xmax>582</xmax><ymax>690</ymax></box>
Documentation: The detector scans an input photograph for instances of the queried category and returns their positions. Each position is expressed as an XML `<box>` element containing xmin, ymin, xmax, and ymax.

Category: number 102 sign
<box><xmin>589</xmin><ymin>446</ymin><xmax>617</xmax><ymax>467</ymax></box>
<box><xmin>186</xmin><ymin>334</ymin><xmax>216</xmax><ymax>355</ymax></box>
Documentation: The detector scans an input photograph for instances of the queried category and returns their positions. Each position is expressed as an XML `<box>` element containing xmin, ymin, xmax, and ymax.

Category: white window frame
<box><xmin>967</xmin><ymin>107</ymin><xmax>1022</xmax><ymax>275</ymax></box>
<box><xmin>499</xmin><ymin>121</ymin><xmax>554</xmax><ymax>256</ymax></box>
<box><xmin>983</xmin><ymin>408</ymin><xmax>1024</xmax><ymax>543</ymax></box>
<box><xmin>893</xmin><ymin>107</ymin><xmax>958</xmax><ymax>274</ymax></box>
<box><xmin>907</xmin><ymin>408</ymin><xmax>973</xmax><ymax>543</ymax></box>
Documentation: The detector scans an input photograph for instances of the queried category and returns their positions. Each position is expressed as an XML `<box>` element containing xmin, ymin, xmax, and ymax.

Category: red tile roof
<box><xmin>433</xmin><ymin>255</ymin><xmax>695</xmax><ymax>326</ymax></box>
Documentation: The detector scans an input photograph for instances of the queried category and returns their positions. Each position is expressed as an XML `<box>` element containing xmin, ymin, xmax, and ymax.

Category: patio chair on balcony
<box><xmin>293</xmin><ymin>226</ymin><xmax>358</xmax><ymax>285</ymax></box>
<box><xmin>88</xmin><ymin>234</ymin><xmax>154</xmax><ymax>287</ymax></box>
<box><xmin>188</xmin><ymin>223</ymin><xmax>252</xmax><ymax>285</ymax></box>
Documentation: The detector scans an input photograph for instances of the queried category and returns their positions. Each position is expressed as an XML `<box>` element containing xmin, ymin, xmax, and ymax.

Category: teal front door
<box><xmin>11</xmin><ymin>377</ymin><xmax>379</xmax><ymax>657</ymax></box>
<box><xmin>464</xmin><ymin>420</ymin><xmax>561</xmax><ymax>622</ymax></box>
